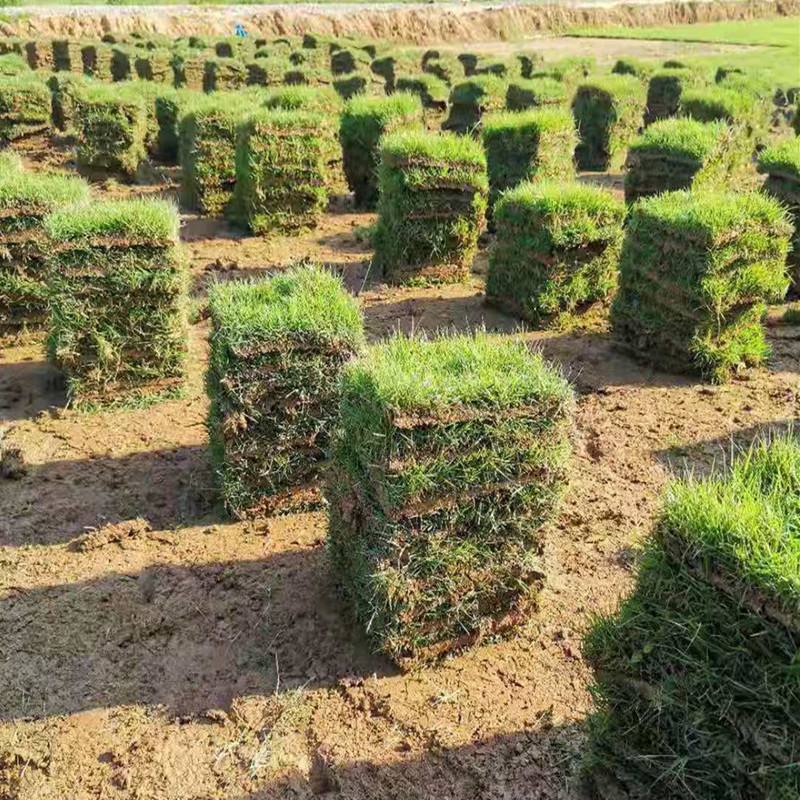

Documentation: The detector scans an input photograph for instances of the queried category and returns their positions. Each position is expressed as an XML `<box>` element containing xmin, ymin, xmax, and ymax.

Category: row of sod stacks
<box><xmin>73</xmin><ymin>83</ymin><xmax>147</xmax><ymax>177</ymax></box>
<box><xmin>481</xmin><ymin>108</ymin><xmax>576</xmax><ymax>207</ymax></box>
<box><xmin>572</xmin><ymin>76</ymin><xmax>646</xmax><ymax>170</ymax></box>
<box><xmin>0</xmin><ymin>170</ymin><xmax>89</xmax><ymax>336</ymax></box>
<box><xmin>644</xmin><ymin>68</ymin><xmax>704</xmax><ymax>125</ymax></box>
<box><xmin>231</xmin><ymin>109</ymin><xmax>332</xmax><ymax>235</ymax></box>
<box><xmin>373</xmin><ymin>130</ymin><xmax>488</xmax><ymax>285</ymax></box>
<box><xmin>0</xmin><ymin>75</ymin><xmax>50</xmax><ymax>142</ymax></box>
<box><xmin>179</xmin><ymin>92</ymin><xmax>250</xmax><ymax>216</ymax></box>
<box><xmin>505</xmin><ymin>77</ymin><xmax>568</xmax><ymax>111</ymax></box>
<box><xmin>584</xmin><ymin>434</ymin><xmax>800</xmax><ymax>800</ymax></box>
<box><xmin>758</xmin><ymin>138</ymin><xmax>800</xmax><ymax>291</ymax></box>
<box><xmin>442</xmin><ymin>75</ymin><xmax>506</xmax><ymax>135</ymax></box>
<box><xmin>207</xmin><ymin>265</ymin><xmax>364</xmax><ymax>517</ymax></box>
<box><xmin>624</xmin><ymin>117</ymin><xmax>749</xmax><ymax>203</ymax></box>
<box><xmin>611</xmin><ymin>190</ymin><xmax>791</xmax><ymax>382</ymax></box>
<box><xmin>339</xmin><ymin>93</ymin><xmax>422</xmax><ymax>208</ymax></box>
<box><xmin>326</xmin><ymin>331</ymin><xmax>574</xmax><ymax>663</ymax></box>
<box><xmin>44</xmin><ymin>199</ymin><xmax>187</xmax><ymax>408</ymax></box>
<box><xmin>487</xmin><ymin>181</ymin><xmax>624</xmax><ymax>325</ymax></box>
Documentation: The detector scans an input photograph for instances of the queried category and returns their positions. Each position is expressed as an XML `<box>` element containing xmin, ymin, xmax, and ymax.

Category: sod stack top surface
<box><xmin>0</xmin><ymin>170</ymin><xmax>90</xmax><ymax>335</ymax></box>
<box><xmin>44</xmin><ymin>198</ymin><xmax>187</xmax><ymax>408</ymax></box>
<box><xmin>487</xmin><ymin>181</ymin><xmax>624</xmax><ymax>325</ymax></box>
<box><xmin>611</xmin><ymin>189</ymin><xmax>791</xmax><ymax>382</ymax></box>
<box><xmin>584</xmin><ymin>433</ymin><xmax>800</xmax><ymax>799</ymax></box>
<box><xmin>327</xmin><ymin>330</ymin><xmax>574</xmax><ymax>663</ymax></box>
<box><xmin>207</xmin><ymin>264</ymin><xmax>364</xmax><ymax>518</ymax></box>
<box><xmin>373</xmin><ymin>129</ymin><xmax>488</xmax><ymax>285</ymax></box>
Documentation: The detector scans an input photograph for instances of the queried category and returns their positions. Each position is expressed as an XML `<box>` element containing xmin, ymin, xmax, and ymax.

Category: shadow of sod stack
<box><xmin>44</xmin><ymin>198</ymin><xmax>188</xmax><ymax>409</ymax></box>
<box><xmin>487</xmin><ymin>181</ymin><xmax>624</xmax><ymax>326</ymax></box>
<box><xmin>207</xmin><ymin>264</ymin><xmax>364</xmax><ymax>518</ymax></box>
<box><xmin>326</xmin><ymin>331</ymin><xmax>574</xmax><ymax>664</ymax></box>
<box><xmin>584</xmin><ymin>434</ymin><xmax>800</xmax><ymax>800</ymax></box>
<box><xmin>758</xmin><ymin>138</ymin><xmax>800</xmax><ymax>293</ymax></box>
<box><xmin>339</xmin><ymin>92</ymin><xmax>423</xmax><ymax>209</ymax></box>
<box><xmin>0</xmin><ymin>168</ymin><xmax>89</xmax><ymax>337</ymax></box>
<box><xmin>373</xmin><ymin>129</ymin><xmax>488</xmax><ymax>285</ymax></box>
<box><xmin>0</xmin><ymin>75</ymin><xmax>51</xmax><ymax>144</ymax></box>
<box><xmin>572</xmin><ymin>75</ymin><xmax>646</xmax><ymax>171</ymax></box>
<box><xmin>611</xmin><ymin>190</ymin><xmax>791</xmax><ymax>383</ymax></box>
<box><xmin>624</xmin><ymin>118</ymin><xmax>751</xmax><ymax>204</ymax></box>
<box><xmin>229</xmin><ymin>108</ymin><xmax>335</xmax><ymax>235</ymax></box>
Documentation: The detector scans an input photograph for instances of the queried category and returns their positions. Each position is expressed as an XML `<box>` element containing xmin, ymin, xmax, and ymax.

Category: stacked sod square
<box><xmin>758</xmin><ymin>138</ymin><xmax>800</xmax><ymax>291</ymax></box>
<box><xmin>44</xmin><ymin>198</ymin><xmax>187</xmax><ymax>407</ymax></box>
<box><xmin>207</xmin><ymin>264</ymin><xmax>364</xmax><ymax>518</ymax></box>
<box><xmin>231</xmin><ymin>109</ymin><xmax>332</xmax><ymax>235</ymax></box>
<box><xmin>326</xmin><ymin>331</ymin><xmax>574</xmax><ymax>663</ymax></box>
<box><xmin>0</xmin><ymin>170</ymin><xmax>89</xmax><ymax>336</ymax></box>
<box><xmin>339</xmin><ymin>93</ymin><xmax>422</xmax><ymax>208</ymax></box>
<box><xmin>624</xmin><ymin>117</ymin><xmax>749</xmax><ymax>203</ymax></box>
<box><xmin>154</xmin><ymin>87</ymin><xmax>195</xmax><ymax>164</ymax></box>
<box><xmin>422</xmin><ymin>52</ymin><xmax>463</xmax><ymax>86</ymax></box>
<box><xmin>505</xmin><ymin>77</ymin><xmax>568</xmax><ymax>111</ymax></box>
<box><xmin>47</xmin><ymin>72</ymin><xmax>87</xmax><ymax>134</ymax></box>
<box><xmin>202</xmin><ymin>57</ymin><xmax>246</xmax><ymax>92</ymax></box>
<box><xmin>52</xmin><ymin>40</ymin><xmax>83</xmax><ymax>74</ymax></box>
<box><xmin>443</xmin><ymin>75</ymin><xmax>506</xmax><ymax>135</ymax></box>
<box><xmin>179</xmin><ymin>92</ymin><xmax>250</xmax><ymax>216</ymax></box>
<box><xmin>81</xmin><ymin>43</ymin><xmax>113</xmax><ymax>81</ymax></box>
<box><xmin>134</xmin><ymin>48</ymin><xmax>172</xmax><ymax>83</ymax></box>
<box><xmin>0</xmin><ymin>75</ymin><xmax>50</xmax><ymax>142</ymax></box>
<box><xmin>644</xmin><ymin>68</ymin><xmax>703</xmax><ymax>125</ymax></box>
<box><xmin>481</xmin><ymin>108</ymin><xmax>576</xmax><ymax>206</ymax></box>
<box><xmin>370</xmin><ymin>48</ymin><xmax>419</xmax><ymax>93</ymax></box>
<box><xmin>487</xmin><ymin>181</ymin><xmax>624</xmax><ymax>325</ymax></box>
<box><xmin>395</xmin><ymin>74</ymin><xmax>449</xmax><ymax>124</ymax></box>
<box><xmin>680</xmin><ymin>84</ymin><xmax>770</xmax><ymax>146</ymax></box>
<box><xmin>74</xmin><ymin>83</ymin><xmax>147</xmax><ymax>177</ymax></box>
<box><xmin>611</xmin><ymin>58</ymin><xmax>654</xmax><ymax>80</ymax></box>
<box><xmin>611</xmin><ymin>190</ymin><xmax>791</xmax><ymax>382</ymax></box>
<box><xmin>373</xmin><ymin>130</ymin><xmax>488</xmax><ymax>284</ymax></box>
<box><xmin>584</xmin><ymin>434</ymin><xmax>800</xmax><ymax>799</ymax></box>
<box><xmin>572</xmin><ymin>75</ymin><xmax>646</xmax><ymax>170</ymax></box>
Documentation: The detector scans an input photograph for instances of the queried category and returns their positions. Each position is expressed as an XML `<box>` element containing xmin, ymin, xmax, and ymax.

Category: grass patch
<box><xmin>44</xmin><ymin>198</ymin><xmax>187</xmax><ymax>408</ymax></box>
<box><xmin>207</xmin><ymin>263</ymin><xmax>364</xmax><ymax>518</ymax></box>
<box><xmin>487</xmin><ymin>180</ymin><xmax>624</xmax><ymax>325</ymax></box>
<box><xmin>326</xmin><ymin>330</ymin><xmax>574</xmax><ymax>663</ymax></box>
<box><xmin>611</xmin><ymin>189</ymin><xmax>792</xmax><ymax>382</ymax></box>
<box><xmin>373</xmin><ymin>129</ymin><xmax>488</xmax><ymax>285</ymax></box>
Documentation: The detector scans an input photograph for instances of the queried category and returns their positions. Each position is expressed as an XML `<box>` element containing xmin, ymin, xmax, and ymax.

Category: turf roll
<box><xmin>487</xmin><ymin>181</ymin><xmax>624</xmax><ymax>325</ymax></box>
<box><xmin>339</xmin><ymin>93</ymin><xmax>422</xmax><ymax>208</ymax></box>
<box><xmin>584</xmin><ymin>434</ymin><xmax>800</xmax><ymax>800</ymax></box>
<box><xmin>0</xmin><ymin>75</ymin><xmax>50</xmax><ymax>143</ymax></box>
<box><xmin>44</xmin><ymin>198</ymin><xmax>187</xmax><ymax>408</ymax></box>
<box><xmin>611</xmin><ymin>189</ymin><xmax>791</xmax><ymax>382</ymax></box>
<box><xmin>373</xmin><ymin>129</ymin><xmax>488</xmax><ymax>285</ymax></box>
<box><xmin>326</xmin><ymin>330</ymin><xmax>574</xmax><ymax>664</ymax></box>
<box><xmin>207</xmin><ymin>264</ymin><xmax>364</xmax><ymax>518</ymax></box>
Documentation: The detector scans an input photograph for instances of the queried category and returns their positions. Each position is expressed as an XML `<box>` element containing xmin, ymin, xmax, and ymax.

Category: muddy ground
<box><xmin>1</xmin><ymin>121</ymin><xmax>799</xmax><ymax>800</ymax></box>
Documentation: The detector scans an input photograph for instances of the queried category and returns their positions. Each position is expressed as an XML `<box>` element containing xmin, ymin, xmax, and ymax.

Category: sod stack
<box><xmin>572</xmin><ymin>75</ymin><xmax>646</xmax><ymax>170</ymax></box>
<box><xmin>611</xmin><ymin>190</ymin><xmax>791</xmax><ymax>382</ymax></box>
<box><xmin>0</xmin><ymin>171</ymin><xmax>89</xmax><ymax>336</ymax></box>
<box><xmin>644</xmin><ymin>68</ymin><xmax>703</xmax><ymax>125</ymax></box>
<box><xmin>44</xmin><ymin>198</ymin><xmax>187</xmax><ymax>408</ymax></box>
<box><xmin>442</xmin><ymin>75</ymin><xmax>506</xmax><ymax>135</ymax></box>
<box><xmin>611</xmin><ymin>57</ymin><xmax>654</xmax><ymax>80</ymax></box>
<box><xmin>263</xmin><ymin>85</ymin><xmax>343</xmax><ymax>115</ymax></box>
<box><xmin>171</xmin><ymin>51</ymin><xmax>205</xmax><ymax>90</ymax></box>
<box><xmin>505</xmin><ymin>77</ymin><xmax>568</xmax><ymax>111</ymax></box>
<box><xmin>481</xmin><ymin>108</ymin><xmax>576</xmax><ymax>207</ymax></box>
<box><xmin>207</xmin><ymin>264</ymin><xmax>364</xmax><ymax>518</ymax></box>
<box><xmin>339</xmin><ymin>93</ymin><xmax>422</xmax><ymax>208</ymax></box>
<box><xmin>624</xmin><ymin>117</ymin><xmax>749</xmax><ymax>203</ymax></box>
<box><xmin>24</xmin><ymin>40</ymin><xmax>53</xmax><ymax>72</ymax></box>
<box><xmin>0</xmin><ymin>75</ymin><xmax>50</xmax><ymax>142</ymax></box>
<box><xmin>203</xmin><ymin>57</ymin><xmax>246</xmax><ymax>92</ymax></box>
<box><xmin>52</xmin><ymin>40</ymin><xmax>83</xmax><ymax>74</ymax></box>
<box><xmin>81</xmin><ymin>43</ymin><xmax>113</xmax><ymax>81</ymax></box>
<box><xmin>47</xmin><ymin>72</ymin><xmax>86</xmax><ymax>133</ymax></box>
<box><xmin>758</xmin><ymin>138</ymin><xmax>800</xmax><ymax>291</ymax></box>
<box><xmin>74</xmin><ymin>83</ymin><xmax>147</xmax><ymax>177</ymax></box>
<box><xmin>395</xmin><ymin>74</ymin><xmax>449</xmax><ymax>123</ymax></box>
<box><xmin>680</xmin><ymin>85</ymin><xmax>770</xmax><ymax>146</ymax></box>
<box><xmin>134</xmin><ymin>49</ymin><xmax>172</xmax><ymax>83</ymax></box>
<box><xmin>326</xmin><ymin>331</ymin><xmax>574</xmax><ymax>663</ymax></box>
<box><xmin>154</xmin><ymin>87</ymin><xmax>194</xmax><ymax>164</ymax></box>
<box><xmin>245</xmin><ymin>55</ymin><xmax>288</xmax><ymax>87</ymax></box>
<box><xmin>370</xmin><ymin>48</ymin><xmax>419</xmax><ymax>93</ymax></box>
<box><xmin>422</xmin><ymin>53</ymin><xmax>463</xmax><ymax>85</ymax></box>
<box><xmin>110</xmin><ymin>47</ymin><xmax>133</xmax><ymax>82</ymax></box>
<box><xmin>584</xmin><ymin>434</ymin><xmax>800</xmax><ymax>800</ymax></box>
<box><xmin>487</xmin><ymin>181</ymin><xmax>624</xmax><ymax>325</ymax></box>
<box><xmin>231</xmin><ymin>109</ymin><xmax>332</xmax><ymax>235</ymax></box>
<box><xmin>373</xmin><ymin>130</ymin><xmax>488</xmax><ymax>284</ymax></box>
<box><xmin>179</xmin><ymin>92</ymin><xmax>250</xmax><ymax>216</ymax></box>
<box><xmin>333</xmin><ymin>71</ymin><xmax>383</xmax><ymax>100</ymax></box>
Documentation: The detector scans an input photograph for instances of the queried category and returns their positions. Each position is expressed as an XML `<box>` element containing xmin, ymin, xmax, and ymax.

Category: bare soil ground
<box><xmin>1</xmin><ymin>130</ymin><xmax>799</xmax><ymax>800</ymax></box>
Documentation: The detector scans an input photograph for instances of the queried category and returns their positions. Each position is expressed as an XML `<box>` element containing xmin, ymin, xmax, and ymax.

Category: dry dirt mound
<box><xmin>3</xmin><ymin>0</ymin><xmax>798</xmax><ymax>44</ymax></box>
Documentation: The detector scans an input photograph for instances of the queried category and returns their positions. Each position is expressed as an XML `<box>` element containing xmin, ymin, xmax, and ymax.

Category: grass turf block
<box><xmin>442</xmin><ymin>75</ymin><xmax>506</xmax><ymax>135</ymax></box>
<box><xmin>0</xmin><ymin>75</ymin><xmax>50</xmax><ymax>142</ymax></box>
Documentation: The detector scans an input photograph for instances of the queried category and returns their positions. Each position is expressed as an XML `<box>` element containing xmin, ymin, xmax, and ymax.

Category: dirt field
<box><xmin>1</xmin><ymin>124</ymin><xmax>799</xmax><ymax>800</ymax></box>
